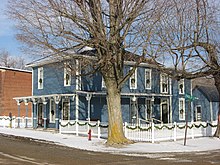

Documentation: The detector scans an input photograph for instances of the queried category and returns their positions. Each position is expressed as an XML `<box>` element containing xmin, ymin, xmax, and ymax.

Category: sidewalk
<box><xmin>0</xmin><ymin>127</ymin><xmax>220</xmax><ymax>156</ymax></box>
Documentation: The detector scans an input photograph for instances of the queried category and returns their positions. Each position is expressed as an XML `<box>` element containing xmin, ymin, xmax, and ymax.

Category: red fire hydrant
<box><xmin>88</xmin><ymin>129</ymin><xmax>92</xmax><ymax>141</ymax></box>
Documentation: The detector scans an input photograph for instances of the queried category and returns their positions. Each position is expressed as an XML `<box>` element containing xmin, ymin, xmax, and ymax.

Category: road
<box><xmin>0</xmin><ymin>133</ymin><xmax>220</xmax><ymax>165</ymax></box>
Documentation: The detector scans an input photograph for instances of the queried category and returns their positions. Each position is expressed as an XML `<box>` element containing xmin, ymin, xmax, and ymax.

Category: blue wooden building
<box><xmin>14</xmin><ymin>50</ymin><xmax>193</xmax><ymax>130</ymax></box>
<box><xmin>192</xmin><ymin>85</ymin><xmax>219</xmax><ymax>122</ymax></box>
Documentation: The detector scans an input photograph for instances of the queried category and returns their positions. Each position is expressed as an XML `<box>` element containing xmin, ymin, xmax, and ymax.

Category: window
<box><xmin>130</xmin><ymin>67</ymin><xmax>137</xmax><ymax>89</ymax></box>
<box><xmin>145</xmin><ymin>99</ymin><xmax>152</xmax><ymax>119</ymax></box>
<box><xmin>179</xmin><ymin>98</ymin><xmax>185</xmax><ymax>120</ymax></box>
<box><xmin>130</xmin><ymin>97</ymin><xmax>138</xmax><ymax>123</ymax></box>
<box><xmin>62</xmin><ymin>100</ymin><xmax>70</xmax><ymax>120</ymax></box>
<box><xmin>64</xmin><ymin>65</ymin><xmax>71</xmax><ymax>86</ymax></box>
<box><xmin>102</xmin><ymin>77</ymin><xmax>106</xmax><ymax>88</ymax></box>
<box><xmin>145</xmin><ymin>69</ymin><xmax>151</xmax><ymax>89</ymax></box>
<box><xmin>179</xmin><ymin>79</ymin><xmax>185</xmax><ymax>94</ymax></box>
<box><xmin>38</xmin><ymin>67</ymin><xmax>43</xmax><ymax>89</ymax></box>
<box><xmin>50</xmin><ymin>100</ymin><xmax>56</xmax><ymax>123</ymax></box>
<box><xmin>160</xmin><ymin>73</ymin><xmax>168</xmax><ymax>93</ymax></box>
<box><xmin>195</xmin><ymin>106</ymin><xmax>202</xmax><ymax>121</ymax></box>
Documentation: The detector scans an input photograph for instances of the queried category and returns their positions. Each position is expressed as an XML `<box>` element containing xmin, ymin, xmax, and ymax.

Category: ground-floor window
<box><xmin>37</xmin><ymin>103</ymin><xmax>44</xmax><ymax>126</ymax></box>
<box><xmin>145</xmin><ymin>99</ymin><xmax>152</xmax><ymax>120</ymax></box>
<box><xmin>161</xmin><ymin>99</ymin><xmax>169</xmax><ymax>123</ymax></box>
<box><xmin>62</xmin><ymin>100</ymin><xmax>70</xmax><ymax>120</ymax></box>
<box><xmin>130</xmin><ymin>97</ymin><xmax>138</xmax><ymax>123</ymax></box>
<box><xmin>179</xmin><ymin>98</ymin><xmax>185</xmax><ymax>121</ymax></box>
<box><xmin>195</xmin><ymin>105</ymin><xmax>202</xmax><ymax>121</ymax></box>
<box><xmin>50</xmin><ymin>100</ymin><xmax>56</xmax><ymax>123</ymax></box>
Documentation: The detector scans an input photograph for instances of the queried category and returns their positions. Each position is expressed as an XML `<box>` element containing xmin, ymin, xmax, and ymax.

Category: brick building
<box><xmin>0</xmin><ymin>67</ymin><xmax>32</xmax><ymax>117</ymax></box>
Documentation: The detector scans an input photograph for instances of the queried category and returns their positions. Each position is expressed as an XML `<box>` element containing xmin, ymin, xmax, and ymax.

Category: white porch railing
<box><xmin>0</xmin><ymin>116</ymin><xmax>33</xmax><ymax>128</ymax></box>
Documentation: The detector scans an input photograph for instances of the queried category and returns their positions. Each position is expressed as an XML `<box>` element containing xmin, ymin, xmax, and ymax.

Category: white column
<box><xmin>43</xmin><ymin>101</ymin><xmax>47</xmax><ymax>129</ymax></box>
<box><xmin>16</xmin><ymin>101</ymin><xmax>21</xmax><ymax>128</ymax></box>
<box><xmin>33</xmin><ymin>101</ymin><xmax>37</xmax><ymax>129</ymax></box>
<box><xmin>24</xmin><ymin>101</ymin><xmax>29</xmax><ymax>128</ymax></box>
<box><xmin>75</xmin><ymin>59</ymin><xmax>80</xmax><ymax>120</ymax></box>
<box><xmin>169</xmin><ymin>77</ymin><xmax>172</xmax><ymax>123</ymax></box>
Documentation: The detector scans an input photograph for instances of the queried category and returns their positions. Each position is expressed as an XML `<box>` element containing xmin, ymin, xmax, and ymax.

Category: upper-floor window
<box><xmin>145</xmin><ymin>69</ymin><xmax>151</xmax><ymax>89</ymax></box>
<box><xmin>38</xmin><ymin>67</ymin><xmax>43</xmax><ymax>89</ymax></box>
<box><xmin>130</xmin><ymin>67</ymin><xmax>137</xmax><ymax>89</ymax></box>
<box><xmin>160</xmin><ymin>73</ymin><xmax>168</xmax><ymax>93</ymax></box>
<box><xmin>64</xmin><ymin>65</ymin><xmax>71</xmax><ymax>86</ymax></box>
<box><xmin>179</xmin><ymin>79</ymin><xmax>185</xmax><ymax>94</ymax></box>
<box><xmin>179</xmin><ymin>98</ymin><xmax>185</xmax><ymax>120</ymax></box>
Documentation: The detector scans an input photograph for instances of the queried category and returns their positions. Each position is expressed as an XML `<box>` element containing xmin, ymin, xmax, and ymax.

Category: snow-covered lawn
<box><xmin>0</xmin><ymin>127</ymin><xmax>220</xmax><ymax>156</ymax></box>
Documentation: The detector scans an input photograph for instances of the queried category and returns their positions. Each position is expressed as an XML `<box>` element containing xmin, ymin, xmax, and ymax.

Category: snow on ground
<box><xmin>0</xmin><ymin>127</ymin><xmax>220</xmax><ymax>156</ymax></box>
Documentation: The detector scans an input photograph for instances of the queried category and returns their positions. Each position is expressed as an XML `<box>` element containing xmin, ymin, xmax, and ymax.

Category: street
<box><xmin>0</xmin><ymin>133</ymin><xmax>220</xmax><ymax>165</ymax></box>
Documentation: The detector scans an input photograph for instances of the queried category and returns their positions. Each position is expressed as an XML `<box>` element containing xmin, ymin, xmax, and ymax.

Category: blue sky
<box><xmin>0</xmin><ymin>0</ymin><xmax>23</xmax><ymax>57</ymax></box>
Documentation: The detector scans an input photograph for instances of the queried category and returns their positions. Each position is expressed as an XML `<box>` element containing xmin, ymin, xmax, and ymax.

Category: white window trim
<box><xmin>160</xmin><ymin>73</ymin><xmax>168</xmax><ymax>93</ymax></box>
<box><xmin>145</xmin><ymin>69</ymin><xmax>151</xmax><ymax>90</ymax></box>
<box><xmin>179</xmin><ymin>79</ymin><xmax>185</xmax><ymax>94</ymax></box>
<box><xmin>62</xmin><ymin>99</ymin><xmax>70</xmax><ymax>120</ymax></box>
<box><xmin>195</xmin><ymin>105</ymin><xmax>202</xmax><ymax>121</ymax></box>
<box><xmin>160</xmin><ymin>99</ymin><xmax>169</xmax><ymax>123</ymax></box>
<box><xmin>130</xmin><ymin>97</ymin><xmax>138</xmax><ymax>123</ymax></box>
<box><xmin>64</xmin><ymin>66</ymin><xmax>71</xmax><ymax>86</ymax></box>
<box><xmin>38</xmin><ymin>67</ymin><xmax>43</xmax><ymax>89</ymax></box>
<box><xmin>50</xmin><ymin>100</ymin><xmax>56</xmax><ymax>123</ymax></box>
<box><xmin>102</xmin><ymin>77</ymin><xmax>106</xmax><ymax>88</ymax></box>
<box><xmin>145</xmin><ymin>98</ymin><xmax>152</xmax><ymax>120</ymax></box>
<box><xmin>179</xmin><ymin>98</ymin><xmax>185</xmax><ymax>121</ymax></box>
<box><xmin>130</xmin><ymin>67</ymin><xmax>137</xmax><ymax>89</ymax></box>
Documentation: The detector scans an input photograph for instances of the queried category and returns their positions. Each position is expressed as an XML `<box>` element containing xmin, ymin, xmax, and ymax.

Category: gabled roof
<box><xmin>193</xmin><ymin>85</ymin><xmax>219</xmax><ymax>102</ymax></box>
<box><xmin>26</xmin><ymin>47</ymin><xmax>160</xmax><ymax>68</ymax></box>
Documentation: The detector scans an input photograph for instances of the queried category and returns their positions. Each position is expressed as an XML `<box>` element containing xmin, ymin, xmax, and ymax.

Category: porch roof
<box><xmin>76</xmin><ymin>90</ymin><xmax>172</xmax><ymax>97</ymax></box>
<box><xmin>13</xmin><ymin>90</ymin><xmax>172</xmax><ymax>103</ymax></box>
<box><xmin>13</xmin><ymin>93</ymin><xmax>76</xmax><ymax>103</ymax></box>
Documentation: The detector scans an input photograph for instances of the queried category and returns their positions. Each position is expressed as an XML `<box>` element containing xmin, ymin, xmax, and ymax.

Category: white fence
<box><xmin>59</xmin><ymin>120</ymin><xmax>108</xmax><ymax>139</ymax></box>
<box><xmin>0</xmin><ymin>116</ymin><xmax>33</xmax><ymax>128</ymax></box>
<box><xmin>60</xmin><ymin>120</ymin><xmax>218</xmax><ymax>143</ymax></box>
<box><xmin>124</xmin><ymin>121</ymin><xmax>217</xmax><ymax>143</ymax></box>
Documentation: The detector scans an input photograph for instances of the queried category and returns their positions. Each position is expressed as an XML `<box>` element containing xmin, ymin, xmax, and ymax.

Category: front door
<box><xmin>38</xmin><ymin>103</ymin><xmax>43</xmax><ymax>126</ymax></box>
<box><xmin>161</xmin><ymin>99</ymin><xmax>169</xmax><ymax>123</ymax></box>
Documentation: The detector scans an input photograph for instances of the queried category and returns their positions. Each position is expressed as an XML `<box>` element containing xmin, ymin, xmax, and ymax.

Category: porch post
<box><xmin>24</xmin><ymin>101</ymin><xmax>28</xmax><ymax>128</ymax></box>
<box><xmin>17</xmin><ymin>101</ymin><xmax>20</xmax><ymax>128</ymax></box>
<box><xmin>54</xmin><ymin>95</ymin><xmax>61</xmax><ymax>131</ymax></box>
<box><xmin>43</xmin><ymin>101</ymin><xmax>47</xmax><ymax>129</ymax></box>
<box><xmin>86</xmin><ymin>94</ymin><xmax>92</xmax><ymax>122</ymax></box>
<box><xmin>33</xmin><ymin>101</ymin><xmax>37</xmax><ymax>129</ymax></box>
<box><xmin>55</xmin><ymin>101</ymin><xmax>59</xmax><ymax>130</ymax></box>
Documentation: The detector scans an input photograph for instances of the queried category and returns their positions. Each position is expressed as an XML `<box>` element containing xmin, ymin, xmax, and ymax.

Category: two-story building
<box><xmin>14</xmin><ymin>49</ymin><xmax>192</xmax><ymax>130</ymax></box>
<box><xmin>0</xmin><ymin>66</ymin><xmax>32</xmax><ymax>117</ymax></box>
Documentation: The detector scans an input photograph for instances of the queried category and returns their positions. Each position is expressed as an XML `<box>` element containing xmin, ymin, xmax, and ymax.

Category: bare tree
<box><xmin>8</xmin><ymin>0</ymin><xmax>165</xmax><ymax>145</ymax></box>
<box><xmin>0</xmin><ymin>49</ymin><xmax>26</xmax><ymax>69</ymax></box>
<box><xmin>150</xmin><ymin>0</ymin><xmax>220</xmax><ymax>137</ymax></box>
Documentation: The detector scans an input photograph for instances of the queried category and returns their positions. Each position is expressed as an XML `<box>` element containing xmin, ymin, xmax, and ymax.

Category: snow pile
<box><xmin>0</xmin><ymin>127</ymin><xmax>220</xmax><ymax>156</ymax></box>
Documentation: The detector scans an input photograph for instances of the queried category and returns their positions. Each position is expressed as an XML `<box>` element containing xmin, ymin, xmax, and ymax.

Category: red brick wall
<box><xmin>0</xmin><ymin>69</ymin><xmax>32</xmax><ymax>117</ymax></box>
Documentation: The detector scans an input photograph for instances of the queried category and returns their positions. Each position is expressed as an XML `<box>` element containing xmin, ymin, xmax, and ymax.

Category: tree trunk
<box><xmin>213</xmin><ymin>75</ymin><xmax>220</xmax><ymax>138</ymax></box>
<box><xmin>105</xmin><ymin>80</ymin><xmax>132</xmax><ymax>146</ymax></box>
